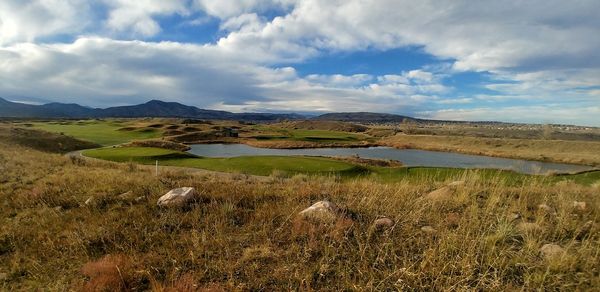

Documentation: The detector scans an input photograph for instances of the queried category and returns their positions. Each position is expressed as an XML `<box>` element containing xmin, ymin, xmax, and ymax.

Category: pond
<box><xmin>187</xmin><ymin>144</ymin><xmax>594</xmax><ymax>175</ymax></box>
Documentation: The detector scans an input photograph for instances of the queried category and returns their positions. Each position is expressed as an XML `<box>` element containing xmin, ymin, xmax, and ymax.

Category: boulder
<box><xmin>424</xmin><ymin>181</ymin><xmax>465</xmax><ymax>201</ymax></box>
<box><xmin>157</xmin><ymin>187</ymin><xmax>197</xmax><ymax>207</ymax></box>
<box><xmin>298</xmin><ymin>200</ymin><xmax>339</xmax><ymax>222</ymax></box>
<box><xmin>421</xmin><ymin>226</ymin><xmax>437</xmax><ymax>234</ymax></box>
<box><xmin>540</xmin><ymin>243</ymin><xmax>565</xmax><ymax>259</ymax></box>
<box><xmin>373</xmin><ymin>217</ymin><xmax>394</xmax><ymax>231</ymax></box>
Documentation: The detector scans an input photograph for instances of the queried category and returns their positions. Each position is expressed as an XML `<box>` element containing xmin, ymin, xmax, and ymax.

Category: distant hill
<box><xmin>0</xmin><ymin>98</ymin><xmax>303</xmax><ymax>121</ymax></box>
<box><xmin>314</xmin><ymin>112</ymin><xmax>420</xmax><ymax>123</ymax></box>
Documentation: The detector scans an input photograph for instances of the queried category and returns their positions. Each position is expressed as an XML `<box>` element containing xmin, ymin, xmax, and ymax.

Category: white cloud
<box><xmin>103</xmin><ymin>0</ymin><xmax>189</xmax><ymax>37</ymax></box>
<box><xmin>0</xmin><ymin>0</ymin><xmax>92</xmax><ymax>45</ymax></box>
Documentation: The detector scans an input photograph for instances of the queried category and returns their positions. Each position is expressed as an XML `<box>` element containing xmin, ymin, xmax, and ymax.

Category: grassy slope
<box><xmin>31</xmin><ymin>120</ymin><xmax>161</xmax><ymax>146</ymax></box>
<box><xmin>383</xmin><ymin>134</ymin><xmax>600</xmax><ymax>166</ymax></box>
<box><xmin>0</xmin><ymin>125</ymin><xmax>99</xmax><ymax>153</ymax></box>
<box><xmin>1</xmin><ymin>139</ymin><xmax>599</xmax><ymax>290</ymax></box>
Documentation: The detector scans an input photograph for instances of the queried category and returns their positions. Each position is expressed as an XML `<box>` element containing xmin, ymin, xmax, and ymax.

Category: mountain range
<box><xmin>0</xmin><ymin>98</ymin><xmax>306</xmax><ymax>121</ymax></box>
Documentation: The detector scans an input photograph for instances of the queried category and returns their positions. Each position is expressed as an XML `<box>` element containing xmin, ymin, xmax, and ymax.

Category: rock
<box><xmin>540</xmin><ymin>244</ymin><xmax>565</xmax><ymax>259</ymax></box>
<box><xmin>445</xmin><ymin>212</ymin><xmax>461</xmax><ymax>228</ymax></box>
<box><xmin>424</xmin><ymin>181</ymin><xmax>464</xmax><ymax>201</ymax></box>
<box><xmin>84</xmin><ymin>196</ymin><xmax>94</xmax><ymax>206</ymax></box>
<box><xmin>516</xmin><ymin>222</ymin><xmax>543</xmax><ymax>234</ymax></box>
<box><xmin>537</xmin><ymin>204</ymin><xmax>555</xmax><ymax>215</ymax></box>
<box><xmin>117</xmin><ymin>191</ymin><xmax>135</xmax><ymax>200</ymax></box>
<box><xmin>298</xmin><ymin>200</ymin><xmax>339</xmax><ymax>222</ymax></box>
<box><xmin>53</xmin><ymin>206</ymin><xmax>62</xmax><ymax>212</ymax></box>
<box><xmin>576</xmin><ymin>220</ymin><xmax>594</xmax><ymax>240</ymax></box>
<box><xmin>508</xmin><ymin>212</ymin><xmax>521</xmax><ymax>221</ymax></box>
<box><xmin>572</xmin><ymin>201</ymin><xmax>587</xmax><ymax>212</ymax></box>
<box><xmin>421</xmin><ymin>226</ymin><xmax>437</xmax><ymax>234</ymax></box>
<box><xmin>424</xmin><ymin>187</ymin><xmax>453</xmax><ymax>201</ymax></box>
<box><xmin>373</xmin><ymin>217</ymin><xmax>394</xmax><ymax>231</ymax></box>
<box><xmin>157</xmin><ymin>187</ymin><xmax>197</xmax><ymax>207</ymax></box>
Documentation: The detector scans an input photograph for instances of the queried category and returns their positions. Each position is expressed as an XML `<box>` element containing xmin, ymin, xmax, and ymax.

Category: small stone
<box><xmin>424</xmin><ymin>181</ymin><xmax>465</xmax><ymax>201</ymax></box>
<box><xmin>157</xmin><ymin>187</ymin><xmax>197</xmax><ymax>207</ymax></box>
<box><xmin>540</xmin><ymin>243</ymin><xmax>565</xmax><ymax>259</ymax></box>
<box><xmin>373</xmin><ymin>217</ymin><xmax>394</xmax><ymax>231</ymax></box>
<box><xmin>84</xmin><ymin>196</ymin><xmax>94</xmax><ymax>206</ymax></box>
<box><xmin>298</xmin><ymin>200</ymin><xmax>339</xmax><ymax>222</ymax></box>
<box><xmin>576</xmin><ymin>220</ymin><xmax>594</xmax><ymax>240</ymax></box>
<box><xmin>573</xmin><ymin>201</ymin><xmax>587</xmax><ymax>212</ymax></box>
<box><xmin>508</xmin><ymin>212</ymin><xmax>521</xmax><ymax>221</ymax></box>
<box><xmin>117</xmin><ymin>191</ymin><xmax>135</xmax><ymax>200</ymax></box>
<box><xmin>53</xmin><ymin>206</ymin><xmax>62</xmax><ymax>212</ymax></box>
<box><xmin>537</xmin><ymin>204</ymin><xmax>555</xmax><ymax>214</ymax></box>
<box><xmin>445</xmin><ymin>212</ymin><xmax>461</xmax><ymax>228</ymax></box>
<box><xmin>421</xmin><ymin>226</ymin><xmax>437</xmax><ymax>234</ymax></box>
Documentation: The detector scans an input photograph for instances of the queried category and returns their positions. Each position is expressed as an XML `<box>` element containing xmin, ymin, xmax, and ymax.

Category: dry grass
<box><xmin>384</xmin><ymin>134</ymin><xmax>600</xmax><ymax>166</ymax></box>
<box><xmin>0</xmin><ymin>139</ymin><xmax>599</xmax><ymax>290</ymax></box>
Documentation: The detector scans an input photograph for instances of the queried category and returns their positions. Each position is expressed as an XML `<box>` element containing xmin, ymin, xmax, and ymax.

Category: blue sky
<box><xmin>0</xmin><ymin>0</ymin><xmax>599</xmax><ymax>126</ymax></box>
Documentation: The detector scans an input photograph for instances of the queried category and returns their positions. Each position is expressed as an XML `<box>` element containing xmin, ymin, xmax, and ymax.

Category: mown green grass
<box><xmin>31</xmin><ymin>120</ymin><xmax>161</xmax><ymax>146</ymax></box>
<box><xmin>82</xmin><ymin>146</ymin><xmax>600</xmax><ymax>185</ymax></box>
<box><xmin>84</xmin><ymin>147</ymin><xmax>365</xmax><ymax>176</ymax></box>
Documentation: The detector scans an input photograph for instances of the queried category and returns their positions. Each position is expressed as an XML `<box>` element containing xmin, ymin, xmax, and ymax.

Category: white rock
<box><xmin>540</xmin><ymin>243</ymin><xmax>565</xmax><ymax>259</ymax></box>
<box><xmin>298</xmin><ymin>200</ymin><xmax>339</xmax><ymax>222</ymax></box>
<box><xmin>573</xmin><ymin>201</ymin><xmax>587</xmax><ymax>212</ymax></box>
<box><xmin>157</xmin><ymin>187</ymin><xmax>197</xmax><ymax>207</ymax></box>
<box><xmin>84</xmin><ymin>196</ymin><xmax>94</xmax><ymax>206</ymax></box>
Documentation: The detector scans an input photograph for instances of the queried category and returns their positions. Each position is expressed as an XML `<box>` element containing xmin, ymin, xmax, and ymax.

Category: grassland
<box><xmin>384</xmin><ymin>134</ymin><xmax>600</xmax><ymax>166</ymax></box>
<box><xmin>1</xmin><ymin>131</ymin><xmax>599</xmax><ymax>290</ymax></box>
<box><xmin>29</xmin><ymin>120</ymin><xmax>161</xmax><ymax>145</ymax></box>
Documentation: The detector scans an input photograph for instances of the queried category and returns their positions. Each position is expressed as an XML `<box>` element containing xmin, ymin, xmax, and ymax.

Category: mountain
<box><xmin>314</xmin><ymin>112</ymin><xmax>420</xmax><ymax>123</ymax></box>
<box><xmin>0</xmin><ymin>97</ymin><xmax>302</xmax><ymax>121</ymax></box>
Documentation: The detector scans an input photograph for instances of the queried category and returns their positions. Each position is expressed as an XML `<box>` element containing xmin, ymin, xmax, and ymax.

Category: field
<box><xmin>0</xmin><ymin>125</ymin><xmax>599</xmax><ymax>290</ymax></box>
<box><xmin>383</xmin><ymin>134</ymin><xmax>600</xmax><ymax>166</ymax></box>
<box><xmin>29</xmin><ymin>120</ymin><xmax>162</xmax><ymax>146</ymax></box>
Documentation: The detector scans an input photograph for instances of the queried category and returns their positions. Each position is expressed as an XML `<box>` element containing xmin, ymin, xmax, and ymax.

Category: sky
<box><xmin>0</xmin><ymin>1</ymin><xmax>599</xmax><ymax>126</ymax></box>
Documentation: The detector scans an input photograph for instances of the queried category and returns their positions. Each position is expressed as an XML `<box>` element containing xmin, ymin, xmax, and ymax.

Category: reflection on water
<box><xmin>187</xmin><ymin>144</ymin><xmax>594</xmax><ymax>175</ymax></box>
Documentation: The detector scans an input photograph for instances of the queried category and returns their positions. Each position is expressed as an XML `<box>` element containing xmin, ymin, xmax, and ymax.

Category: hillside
<box><xmin>0</xmin><ymin>98</ymin><xmax>302</xmax><ymax>121</ymax></box>
<box><xmin>314</xmin><ymin>112</ymin><xmax>419</xmax><ymax>123</ymax></box>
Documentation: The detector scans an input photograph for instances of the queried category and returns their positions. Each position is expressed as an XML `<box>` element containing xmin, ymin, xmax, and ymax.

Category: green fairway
<box><xmin>83</xmin><ymin>147</ymin><xmax>366</xmax><ymax>176</ymax></box>
<box><xmin>31</xmin><ymin>120</ymin><xmax>161</xmax><ymax>145</ymax></box>
<box><xmin>83</xmin><ymin>146</ymin><xmax>600</xmax><ymax>185</ymax></box>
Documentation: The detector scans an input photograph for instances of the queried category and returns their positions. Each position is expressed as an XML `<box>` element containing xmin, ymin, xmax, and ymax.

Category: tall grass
<box><xmin>0</xmin><ymin>140</ymin><xmax>598</xmax><ymax>290</ymax></box>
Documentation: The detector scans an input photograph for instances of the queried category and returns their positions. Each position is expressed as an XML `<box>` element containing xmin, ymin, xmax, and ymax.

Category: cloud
<box><xmin>0</xmin><ymin>0</ymin><xmax>599</xmax><ymax>125</ymax></box>
<box><xmin>0</xmin><ymin>0</ymin><xmax>92</xmax><ymax>45</ymax></box>
<box><xmin>103</xmin><ymin>0</ymin><xmax>189</xmax><ymax>37</ymax></box>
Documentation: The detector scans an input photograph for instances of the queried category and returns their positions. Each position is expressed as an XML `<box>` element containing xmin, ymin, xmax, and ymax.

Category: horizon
<box><xmin>1</xmin><ymin>1</ymin><xmax>599</xmax><ymax>126</ymax></box>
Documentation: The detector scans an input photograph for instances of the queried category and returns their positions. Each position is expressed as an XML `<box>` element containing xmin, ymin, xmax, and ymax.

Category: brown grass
<box><xmin>383</xmin><ymin>134</ymin><xmax>600</xmax><ymax>166</ymax></box>
<box><xmin>0</xmin><ymin>136</ymin><xmax>599</xmax><ymax>290</ymax></box>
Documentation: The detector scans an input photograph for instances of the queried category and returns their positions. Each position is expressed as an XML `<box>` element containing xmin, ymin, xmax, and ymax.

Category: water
<box><xmin>187</xmin><ymin>144</ymin><xmax>594</xmax><ymax>175</ymax></box>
